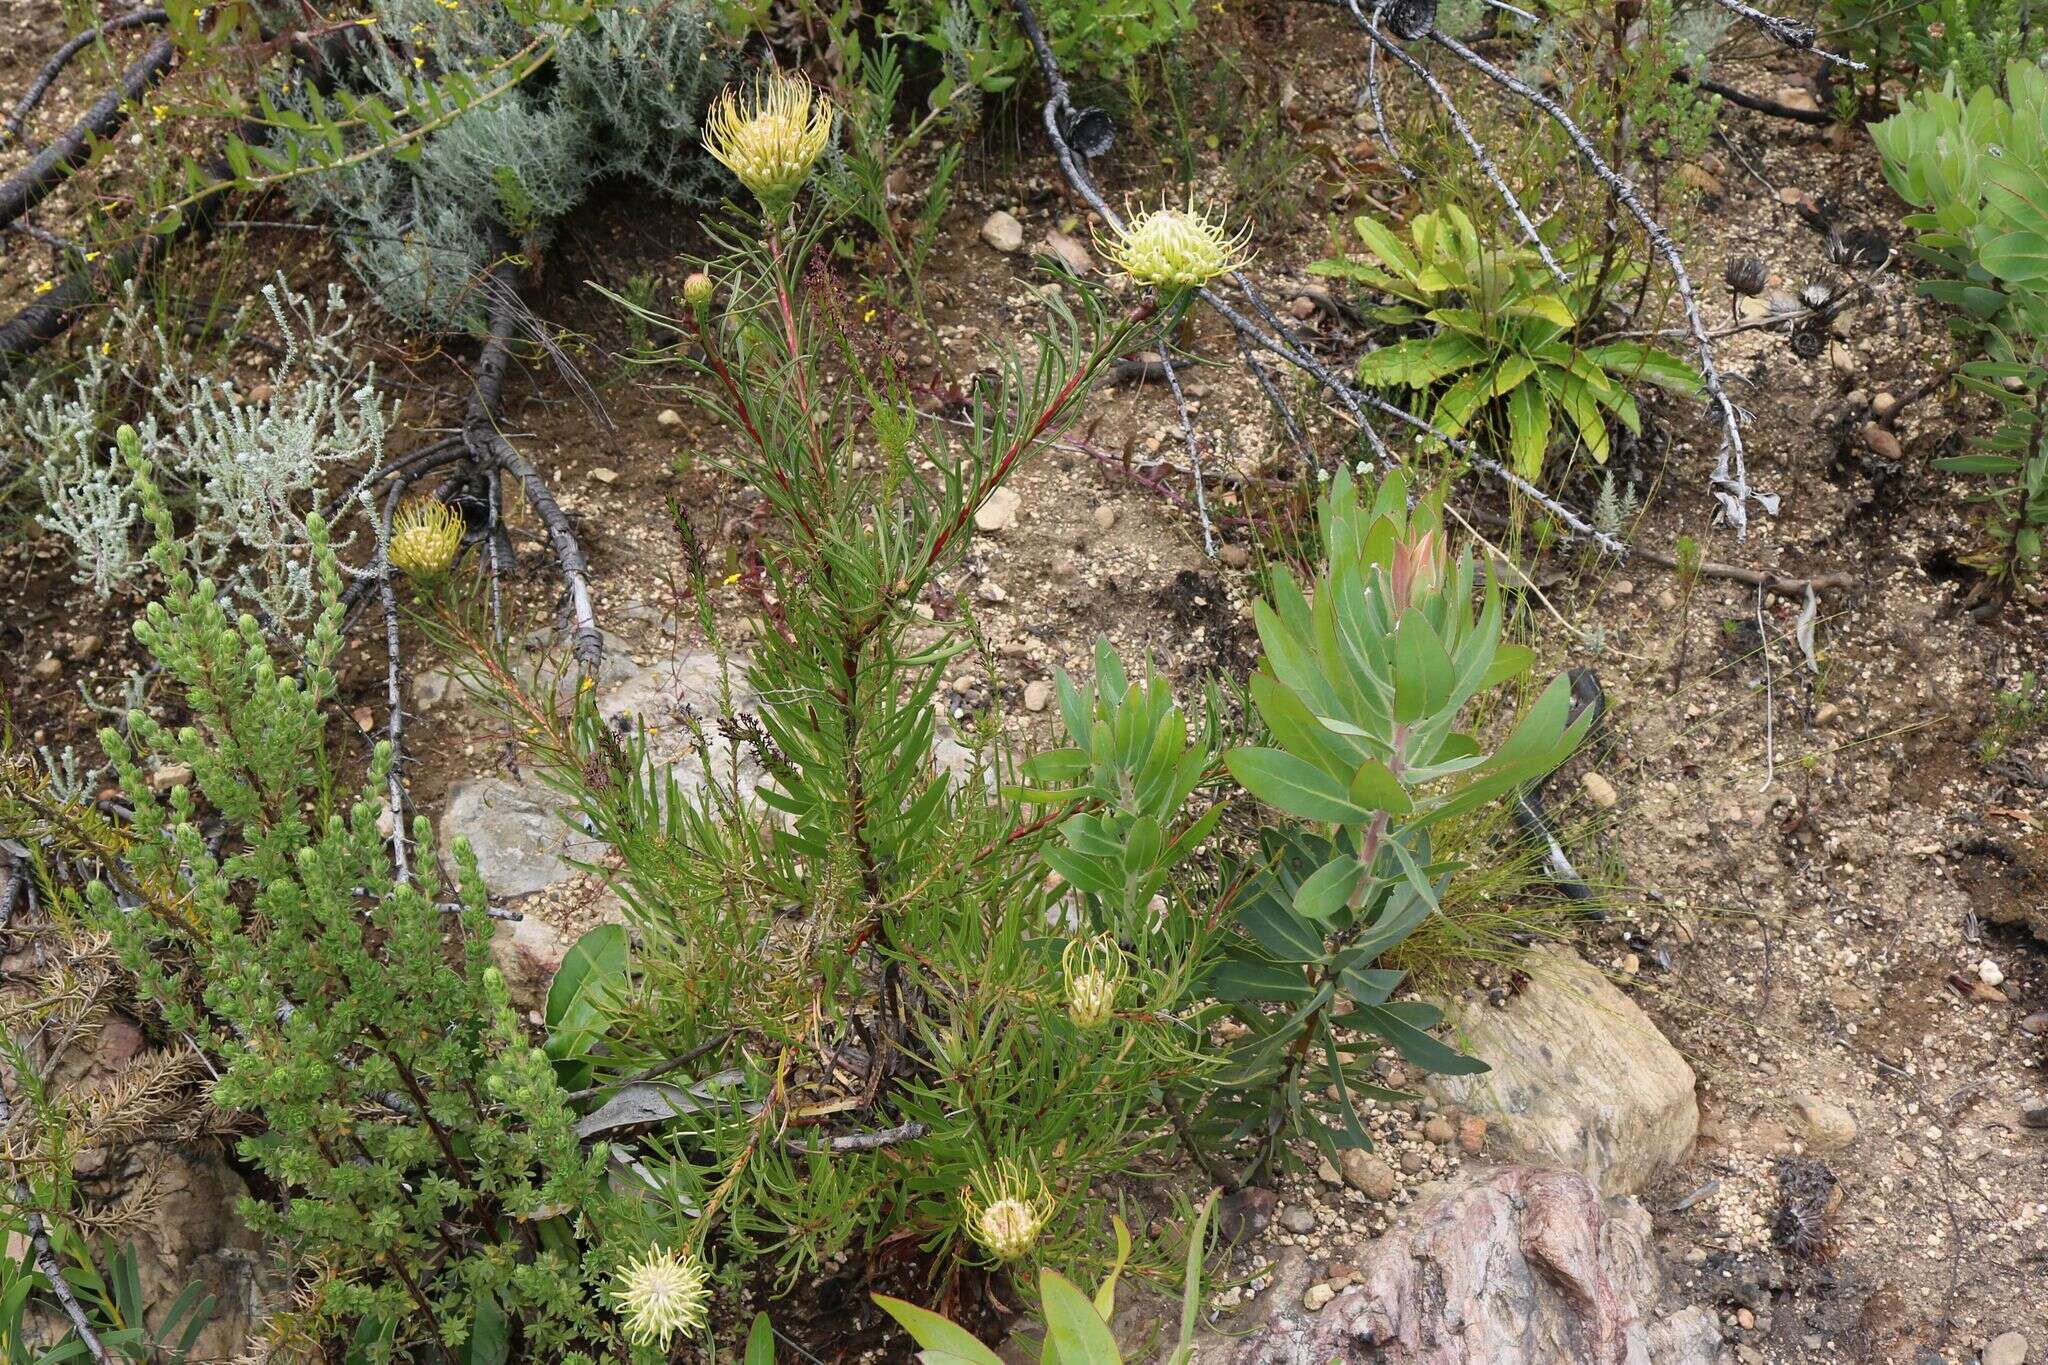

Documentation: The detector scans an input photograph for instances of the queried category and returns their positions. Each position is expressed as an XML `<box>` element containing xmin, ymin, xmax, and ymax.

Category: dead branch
<box><xmin>0</xmin><ymin>33</ymin><xmax>176</xmax><ymax>234</ymax></box>
<box><xmin>3</xmin><ymin>9</ymin><xmax>172</xmax><ymax>146</ymax></box>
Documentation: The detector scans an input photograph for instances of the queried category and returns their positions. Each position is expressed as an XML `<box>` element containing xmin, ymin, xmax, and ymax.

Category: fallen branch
<box><xmin>3</xmin><ymin>9</ymin><xmax>172</xmax><ymax>146</ymax></box>
<box><xmin>1682</xmin><ymin>72</ymin><xmax>1834</xmax><ymax>126</ymax></box>
<box><xmin>0</xmin><ymin>33</ymin><xmax>176</xmax><ymax>233</ymax></box>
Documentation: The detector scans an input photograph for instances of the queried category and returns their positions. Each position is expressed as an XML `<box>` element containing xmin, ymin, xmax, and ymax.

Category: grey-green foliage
<box><xmin>277</xmin><ymin>0</ymin><xmax>726</xmax><ymax>331</ymax></box>
<box><xmin>553</xmin><ymin>1</ymin><xmax>730</xmax><ymax>200</ymax></box>
<box><xmin>6</xmin><ymin>279</ymin><xmax>386</xmax><ymax>620</ymax></box>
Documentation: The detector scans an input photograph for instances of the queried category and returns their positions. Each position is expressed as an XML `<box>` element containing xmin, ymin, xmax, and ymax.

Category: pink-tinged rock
<box><xmin>1219</xmin><ymin>1167</ymin><xmax>1720</xmax><ymax>1365</ymax></box>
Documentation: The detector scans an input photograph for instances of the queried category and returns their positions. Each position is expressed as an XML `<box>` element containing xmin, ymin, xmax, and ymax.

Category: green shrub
<box><xmin>1877</xmin><ymin>63</ymin><xmax>2048</xmax><ymax>582</ymax></box>
<box><xmin>23</xmin><ymin>431</ymin><xmax>640</xmax><ymax>1362</ymax></box>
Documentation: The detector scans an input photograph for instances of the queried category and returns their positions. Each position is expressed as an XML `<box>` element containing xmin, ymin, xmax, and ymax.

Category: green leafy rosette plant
<box><xmin>1207</xmin><ymin>469</ymin><xmax>1592</xmax><ymax>1175</ymax></box>
<box><xmin>1311</xmin><ymin>206</ymin><xmax>1701</xmax><ymax>478</ymax></box>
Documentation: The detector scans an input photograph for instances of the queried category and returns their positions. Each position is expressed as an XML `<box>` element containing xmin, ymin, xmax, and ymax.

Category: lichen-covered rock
<box><xmin>1423</xmin><ymin>945</ymin><xmax>1698</xmax><ymax>1196</ymax></box>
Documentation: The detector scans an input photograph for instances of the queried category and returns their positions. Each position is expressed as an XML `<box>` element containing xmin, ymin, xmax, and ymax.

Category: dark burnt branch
<box><xmin>1683</xmin><ymin>72</ymin><xmax>1835</xmax><ymax>125</ymax></box>
<box><xmin>1353</xmin><ymin>3</ymin><xmax>1569</xmax><ymax>284</ymax></box>
<box><xmin>1423</xmin><ymin>24</ymin><xmax>1769</xmax><ymax>530</ymax></box>
<box><xmin>1703</xmin><ymin>0</ymin><xmax>1865</xmax><ymax>68</ymax></box>
<box><xmin>3</xmin><ymin>9</ymin><xmax>172</xmax><ymax>146</ymax></box>
<box><xmin>465</xmin><ymin>251</ymin><xmax>601</xmax><ymax>669</ymax></box>
<box><xmin>0</xmin><ymin>33</ymin><xmax>176</xmax><ymax>233</ymax></box>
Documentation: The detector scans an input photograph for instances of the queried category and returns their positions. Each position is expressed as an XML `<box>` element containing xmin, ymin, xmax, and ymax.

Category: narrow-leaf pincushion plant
<box><xmin>49</xmin><ymin>429</ymin><xmax>623</xmax><ymax>1362</ymax></box>
<box><xmin>465</xmin><ymin>77</ymin><xmax>1260</xmax><ymax>1298</ymax></box>
<box><xmin>1205</xmin><ymin>469</ymin><xmax>1592</xmax><ymax>1179</ymax></box>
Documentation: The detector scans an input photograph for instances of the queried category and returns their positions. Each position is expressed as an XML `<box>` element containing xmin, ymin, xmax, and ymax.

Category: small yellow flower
<box><xmin>386</xmin><ymin>497</ymin><xmax>464</xmax><ymax>579</ymax></box>
<box><xmin>703</xmin><ymin>73</ymin><xmax>833</xmax><ymax>219</ymax></box>
<box><xmin>610</xmin><ymin>1245</ymin><xmax>710</xmax><ymax>1349</ymax></box>
<box><xmin>1100</xmin><ymin>199</ymin><xmax>1253</xmax><ymax>303</ymax></box>
<box><xmin>1061</xmin><ymin>933</ymin><xmax>1126</xmax><ymax>1031</ymax></box>
<box><xmin>33</xmin><ymin>281</ymin><xmax>54</xmax><ymax>295</ymax></box>
<box><xmin>965</xmin><ymin>1159</ymin><xmax>1050</xmax><ymax>1261</ymax></box>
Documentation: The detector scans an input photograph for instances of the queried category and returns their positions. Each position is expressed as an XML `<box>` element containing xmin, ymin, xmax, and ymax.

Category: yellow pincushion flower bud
<box><xmin>684</xmin><ymin>271</ymin><xmax>715</xmax><ymax>310</ymax></box>
<box><xmin>703</xmin><ymin>73</ymin><xmax>832</xmax><ymax>220</ymax></box>
<box><xmin>965</xmin><ymin>1159</ymin><xmax>1050</xmax><ymax>1262</ymax></box>
<box><xmin>386</xmin><ymin>497</ymin><xmax>464</xmax><ymax>579</ymax></box>
<box><xmin>1100</xmin><ymin>200</ymin><xmax>1253</xmax><ymax>306</ymax></box>
<box><xmin>610</xmin><ymin>1246</ymin><xmax>710</xmax><ymax>1349</ymax></box>
<box><xmin>1061</xmin><ymin>932</ymin><xmax>1126</xmax><ymax>1031</ymax></box>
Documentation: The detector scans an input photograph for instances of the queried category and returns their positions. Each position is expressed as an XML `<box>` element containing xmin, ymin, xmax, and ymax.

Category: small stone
<box><xmin>2020</xmin><ymin>1012</ymin><xmax>2048</xmax><ymax>1036</ymax></box>
<box><xmin>1814</xmin><ymin>702</ymin><xmax>1841</xmax><ymax>727</ymax></box>
<box><xmin>1279</xmin><ymin>1205</ymin><xmax>1316</xmax><ymax>1235</ymax></box>
<box><xmin>1677</xmin><ymin>163</ymin><xmax>1724</xmax><ymax>197</ymax></box>
<box><xmin>30</xmin><ymin>656</ymin><xmax>61</xmax><ymax>682</ymax></box>
<box><xmin>1288</xmin><ymin>295</ymin><xmax>1318</xmax><ymax>320</ymax></box>
<box><xmin>1303</xmin><ymin>1282</ymin><xmax>1336</xmax><ymax>1312</ymax></box>
<box><xmin>1457</xmin><ymin>1115</ymin><xmax>1488</xmax><ymax>1155</ymax></box>
<box><xmin>589</xmin><ymin>466</ymin><xmax>620</xmax><ymax>484</ymax></box>
<box><xmin>1219</xmin><ymin>544</ymin><xmax>1250</xmax><ymax>569</ymax></box>
<box><xmin>1317</xmin><ymin>1155</ymin><xmax>1344</xmax><ymax>1186</ymax></box>
<box><xmin>976</xmin><ymin>579</ymin><xmax>1008</xmax><ymax>604</ymax></box>
<box><xmin>1978</xmin><ymin>959</ymin><xmax>2006</xmax><ymax>987</ymax></box>
<box><xmin>980</xmin><ymin>210</ymin><xmax>1025</xmax><ymax>254</ymax></box>
<box><xmin>1829</xmin><ymin>342</ymin><xmax>1859</xmax><ymax>376</ymax></box>
<box><xmin>1871</xmin><ymin>391</ymin><xmax>1898</xmax><ymax>419</ymax></box>
<box><xmin>149</xmin><ymin>763</ymin><xmax>193</xmax><ymax>793</ymax></box>
<box><xmin>1023</xmin><ymin>680</ymin><xmax>1053</xmax><ymax>713</ymax></box>
<box><xmin>2023</xmin><ymin>1099</ymin><xmax>2048</xmax><ymax>1130</ymax></box>
<box><xmin>69</xmin><ymin>633</ymin><xmax>101</xmax><ymax>660</ymax></box>
<box><xmin>1774</xmin><ymin>85</ymin><xmax>1821</xmax><ymax>113</ymax></box>
<box><xmin>246</xmin><ymin>382</ymin><xmax>275</xmax><ymax>404</ymax></box>
<box><xmin>1092</xmin><ymin>505</ymin><xmax>1117</xmax><ymax>531</ymax></box>
<box><xmin>351</xmin><ymin>705</ymin><xmax>376</xmax><ymax>733</ymax></box>
<box><xmin>1340</xmin><ymin>1150</ymin><xmax>1399</xmax><ymax>1200</ymax></box>
<box><xmin>1984</xmin><ymin>1331</ymin><xmax>2031</xmax><ymax>1365</ymax></box>
<box><xmin>1423</xmin><ymin>1115</ymin><xmax>1454</xmax><ymax>1145</ymax></box>
<box><xmin>1399</xmin><ymin>1149</ymin><xmax>1426</xmax><ymax>1174</ymax></box>
<box><xmin>656</xmin><ymin>408</ymin><xmax>683</xmax><ymax>427</ymax></box>
<box><xmin>1581</xmin><ymin>772</ymin><xmax>1619</xmax><ymax>809</ymax></box>
<box><xmin>1737</xmin><ymin>1308</ymin><xmax>1756</xmax><ymax>1331</ymax></box>
<box><xmin>1861</xmin><ymin>423</ymin><xmax>1902</xmax><ymax>460</ymax></box>
<box><xmin>1040</xmin><ymin>229</ymin><xmax>1095</xmax><ymax>275</ymax></box>
<box><xmin>1790</xmin><ymin>1093</ymin><xmax>1857</xmax><ymax>1151</ymax></box>
<box><xmin>974</xmin><ymin>487</ymin><xmax>1022</xmax><ymax>532</ymax></box>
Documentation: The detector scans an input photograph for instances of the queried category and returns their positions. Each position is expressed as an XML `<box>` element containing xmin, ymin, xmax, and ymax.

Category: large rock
<box><xmin>441</xmin><ymin>776</ymin><xmax>585</xmax><ymax>899</ymax></box>
<box><xmin>1423</xmin><ymin>945</ymin><xmax>1698</xmax><ymax>1196</ymax></box>
<box><xmin>1219</xmin><ymin>1167</ymin><xmax>1720</xmax><ymax>1365</ymax></box>
<box><xmin>129</xmin><ymin>1146</ymin><xmax>281</xmax><ymax>1361</ymax></box>
<box><xmin>439</xmin><ymin>651</ymin><xmax>758</xmax><ymax>901</ymax></box>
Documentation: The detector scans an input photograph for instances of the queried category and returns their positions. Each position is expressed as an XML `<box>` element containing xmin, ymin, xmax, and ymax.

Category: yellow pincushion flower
<box><xmin>704</xmin><ymin>73</ymin><xmax>833</xmax><ymax>219</ymax></box>
<box><xmin>610</xmin><ymin>1246</ymin><xmax>711</xmax><ymax>1349</ymax></box>
<box><xmin>1101</xmin><ymin>200</ymin><xmax>1253</xmax><ymax>304</ymax></box>
<box><xmin>965</xmin><ymin>1159</ymin><xmax>1050</xmax><ymax>1262</ymax></box>
<box><xmin>386</xmin><ymin>496</ymin><xmax>464</xmax><ymax>579</ymax></box>
<box><xmin>1061</xmin><ymin>933</ymin><xmax>1127</xmax><ymax>1031</ymax></box>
